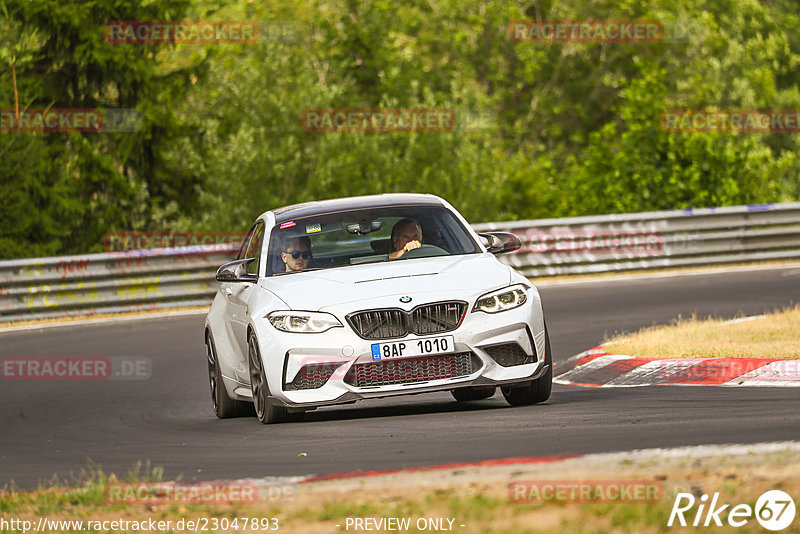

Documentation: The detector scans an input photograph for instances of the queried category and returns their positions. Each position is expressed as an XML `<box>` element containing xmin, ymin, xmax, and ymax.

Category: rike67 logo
<box><xmin>668</xmin><ymin>490</ymin><xmax>796</xmax><ymax>530</ymax></box>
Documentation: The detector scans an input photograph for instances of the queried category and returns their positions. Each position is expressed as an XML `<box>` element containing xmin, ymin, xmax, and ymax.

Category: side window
<box><xmin>236</xmin><ymin>223</ymin><xmax>258</xmax><ymax>261</ymax></box>
<box><xmin>246</xmin><ymin>222</ymin><xmax>265</xmax><ymax>275</ymax></box>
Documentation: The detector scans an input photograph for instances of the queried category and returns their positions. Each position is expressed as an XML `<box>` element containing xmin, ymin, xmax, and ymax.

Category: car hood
<box><xmin>261</xmin><ymin>253</ymin><xmax>513</xmax><ymax>311</ymax></box>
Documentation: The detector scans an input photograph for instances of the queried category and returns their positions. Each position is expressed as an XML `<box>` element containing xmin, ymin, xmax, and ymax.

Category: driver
<box><xmin>388</xmin><ymin>218</ymin><xmax>422</xmax><ymax>259</ymax></box>
<box><xmin>281</xmin><ymin>236</ymin><xmax>312</xmax><ymax>272</ymax></box>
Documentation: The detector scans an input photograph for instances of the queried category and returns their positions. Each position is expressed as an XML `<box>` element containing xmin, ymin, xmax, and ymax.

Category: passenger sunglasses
<box><xmin>287</xmin><ymin>251</ymin><xmax>311</xmax><ymax>260</ymax></box>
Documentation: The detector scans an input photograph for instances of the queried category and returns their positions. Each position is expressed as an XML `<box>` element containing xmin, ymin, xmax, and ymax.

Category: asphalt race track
<box><xmin>1</xmin><ymin>265</ymin><xmax>799</xmax><ymax>489</ymax></box>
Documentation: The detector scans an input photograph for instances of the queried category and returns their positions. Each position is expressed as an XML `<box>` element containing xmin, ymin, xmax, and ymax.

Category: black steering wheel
<box><xmin>401</xmin><ymin>244</ymin><xmax>448</xmax><ymax>259</ymax></box>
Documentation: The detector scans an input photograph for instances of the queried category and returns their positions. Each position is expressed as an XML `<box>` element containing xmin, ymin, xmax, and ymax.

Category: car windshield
<box><xmin>266</xmin><ymin>205</ymin><xmax>480</xmax><ymax>275</ymax></box>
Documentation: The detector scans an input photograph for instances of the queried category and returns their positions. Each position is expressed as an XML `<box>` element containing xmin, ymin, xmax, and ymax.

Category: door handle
<box><xmin>224</xmin><ymin>287</ymin><xmax>233</xmax><ymax>296</ymax></box>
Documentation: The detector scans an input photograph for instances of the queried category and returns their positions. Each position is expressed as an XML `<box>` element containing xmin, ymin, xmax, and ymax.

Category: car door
<box><xmin>227</xmin><ymin>221</ymin><xmax>265</xmax><ymax>379</ymax></box>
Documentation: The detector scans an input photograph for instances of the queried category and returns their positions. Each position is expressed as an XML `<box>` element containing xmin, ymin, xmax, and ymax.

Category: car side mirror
<box><xmin>478</xmin><ymin>232</ymin><xmax>522</xmax><ymax>254</ymax></box>
<box><xmin>216</xmin><ymin>258</ymin><xmax>258</xmax><ymax>282</ymax></box>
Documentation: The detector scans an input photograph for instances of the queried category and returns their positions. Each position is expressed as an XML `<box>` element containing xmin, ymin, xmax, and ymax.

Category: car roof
<box><xmin>266</xmin><ymin>193</ymin><xmax>446</xmax><ymax>223</ymax></box>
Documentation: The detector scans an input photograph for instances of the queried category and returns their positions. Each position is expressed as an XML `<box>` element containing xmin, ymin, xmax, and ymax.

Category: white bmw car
<box><xmin>204</xmin><ymin>193</ymin><xmax>551</xmax><ymax>423</ymax></box>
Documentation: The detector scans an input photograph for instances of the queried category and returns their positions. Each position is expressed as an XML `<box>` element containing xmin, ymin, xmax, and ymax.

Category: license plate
<box><xmin>371</xmin><ymin>335</ymin><xmax>455</xmax><ymax>361</ymax></box>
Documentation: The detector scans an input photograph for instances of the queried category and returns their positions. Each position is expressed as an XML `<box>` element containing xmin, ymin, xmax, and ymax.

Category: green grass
<box><xmin>3</xmin><ymin>455</ymin><xmax>798</xmax><ymax>533</ymax></box>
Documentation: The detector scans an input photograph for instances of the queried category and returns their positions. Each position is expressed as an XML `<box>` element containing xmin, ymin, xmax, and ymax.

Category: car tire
<box><xmin>451</xmin><ymin>386</ymin><xmax>496</xmax><ymax>401</ymax></box>
<box><xmin>501</xmin><ymin>324</ymin><xmax>552</xmax><ymax>406</ymax></box>
<box><xmin>248</xmin><ymin>331</ymin><xmax>289</xmax><ymax>424</ymax></box>
<box><xmin>207</xmin><ymin>333</ymin><xmax>252</xmax><ymax>418</ymax></box>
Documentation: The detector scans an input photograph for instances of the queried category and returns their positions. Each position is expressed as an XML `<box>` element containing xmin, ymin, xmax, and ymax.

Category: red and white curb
<box><xmin>554</xmin><ymin>346</ymin><xmax>800</xmax><ymax>387</ymax></box>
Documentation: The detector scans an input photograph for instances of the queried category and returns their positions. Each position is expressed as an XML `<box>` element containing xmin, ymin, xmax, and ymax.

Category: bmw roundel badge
<box><xmin>399</xmin><ymin>296</ymin><xmax>412</xmax><ymax>303</ymax></box>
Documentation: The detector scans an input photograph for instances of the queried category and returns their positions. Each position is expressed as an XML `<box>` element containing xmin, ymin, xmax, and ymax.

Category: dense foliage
<box><xmin>1</xmin><ymin>0</ymin><xmax>799</xmax><ymax>258</ymax></box>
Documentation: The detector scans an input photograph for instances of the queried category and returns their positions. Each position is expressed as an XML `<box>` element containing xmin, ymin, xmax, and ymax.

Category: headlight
<box><xmin>472</xmin><ymin>284</ymin><xmax>528</xmax><ymax>314</ymax></box>
<box><xmin>267</xmin><ymin>311</ymin><xmax>343</xmax><ymax>333</ymax></box>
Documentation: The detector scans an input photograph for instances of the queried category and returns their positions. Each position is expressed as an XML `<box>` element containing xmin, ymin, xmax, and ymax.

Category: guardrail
<box><xmin>474</xmin><ymin>202</ymin><xmax>800</xmax><ymax>277</ymax></box>
<box><xmin>0</xmin><ymin>245</ymin><xmax>238</xmax><ymax>322</ymax></box>
<box><xmin>1</xmin><ymin>202</ymin><xmax>799</xmax><ymax>322</ymax></box>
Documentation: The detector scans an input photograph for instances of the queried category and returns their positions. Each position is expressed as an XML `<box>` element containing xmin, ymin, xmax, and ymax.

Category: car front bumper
<box><xmin>249</xmin><ymin>290</ymin><xmax>547</xmax><ymax>409</ymax></box>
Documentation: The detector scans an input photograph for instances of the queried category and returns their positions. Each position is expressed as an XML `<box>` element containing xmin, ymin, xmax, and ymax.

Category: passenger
<box><xmin>388</xmin><ymin>218</ymin><xmax>422</xmax><ymax>259</ymax></box>
<box><xmin>281</xmin><ymin>236</ymin><xmax>312</xmax><ymax>272</ymax></box>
